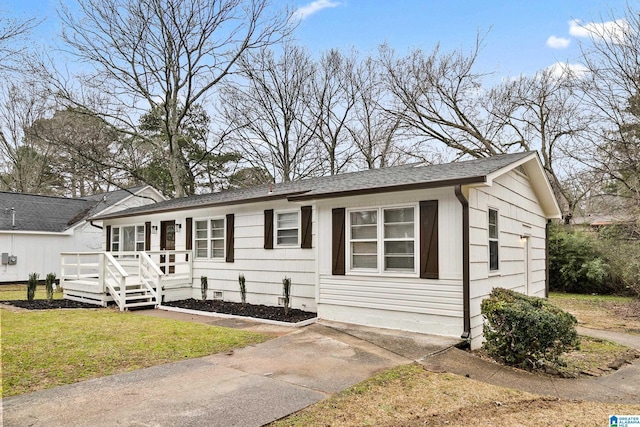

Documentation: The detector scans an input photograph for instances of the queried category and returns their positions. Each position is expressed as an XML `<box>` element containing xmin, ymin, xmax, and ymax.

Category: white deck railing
<box><xmin>60</xmin><ymin>250</ymin><xmax>189</xmax><ymax>310</ymax></box>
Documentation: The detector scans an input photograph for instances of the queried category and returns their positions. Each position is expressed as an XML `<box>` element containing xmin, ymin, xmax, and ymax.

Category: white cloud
<box><xmin>546</xmin><ymin>62</ymin><xmax>589</xmax><ymax>80</ymax></box>
<box><xmin>546</xmin><ymin>35</ymin><xmax>570</xmax><ymax>49</ymax></box>
<box><xmin>569</xmin><ymin>18</ymin><xmax>628</xmax><ymax>43</ymax></box>
<box><xmin>292</xmin><ymin>0</ymin><xmax>340</xmax><ymax>21</ymax></box>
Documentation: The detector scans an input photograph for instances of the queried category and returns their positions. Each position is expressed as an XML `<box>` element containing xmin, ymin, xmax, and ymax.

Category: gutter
<box><xmin>455</xmin><ymin>185</ymin><xmax>471</xmax><ymax>340</ymax></box>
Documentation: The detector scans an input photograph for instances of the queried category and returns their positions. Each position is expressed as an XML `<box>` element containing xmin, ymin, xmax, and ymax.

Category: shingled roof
<box><xmin>93</xmin><ymin>152</ymin><xmax>539</xmax><ymax>221</ymax></box>
<box><xmin>0</xmin><ymin>186</ymin><xmax>148</xmax><ymax>232</ymax></box>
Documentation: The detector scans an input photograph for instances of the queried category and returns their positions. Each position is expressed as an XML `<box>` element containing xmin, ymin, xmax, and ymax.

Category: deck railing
<box><xmin>61</xmin><ymin>250</ymin><xmax>189</xmax><ymax>310</ymax></box>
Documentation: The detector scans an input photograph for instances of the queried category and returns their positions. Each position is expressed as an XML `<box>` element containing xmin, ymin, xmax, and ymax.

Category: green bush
<box><xmin>45</xmin><ymin>273</ymin><xmax>56</xmax><ymax>302</ymax></box>
<box><xmin>27</xmin><ymin>273</ymin><xmax>39</xmax><ymax>302</ymax></box>
<box><xmin>548</xmin><ymin>224</ymin><xmax>612</xmax><ymax>294</ymax></box>
<box><xmin>597</xmin><ymin>236</ymin><xmax>640</xmax><ymax>297</ymax></box>
<box><xmin>481</xmin><ymin>288</ymin><xmax>579</xmax><ymax>370</ymax></box>
<box><xmin>200</xmin><ymin>276</ymin><xmax>208</xmax><ymax>301</ymax></box>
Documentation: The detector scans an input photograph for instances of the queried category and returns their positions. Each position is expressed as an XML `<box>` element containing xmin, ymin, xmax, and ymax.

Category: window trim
<box><xmin>275</xmin><ymin>209</ymin><xmax>301</xmax><ymax>247</ymax></box>
<box><xmin>110</xmin><ymin>224</ymin><xmax>146</xmax><ymax>252</ymax></box>
<box><xmin>194</xmin><ymin>217</ymin><xmax>226</xmax><ymax>260</ymax></box>
<box><xmin>346</xmin><ymin>204</ymin><xmax>418</xmax><ymax>276</ymax></box>
<box><xmin>488</xmin><ymin>207</ymin><xmax>499</xmax><ymax>272</ymax></box>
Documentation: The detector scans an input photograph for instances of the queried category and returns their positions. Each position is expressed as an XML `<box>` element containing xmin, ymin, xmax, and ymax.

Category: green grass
<box><xmin>1</xmin><ymin>308</ymin><xmax>269</xmax><ymax>397</ymax></box>
<box><xmin>0</xmin><ymin>284</ymin><xmax>63</xmax><ymax>301</ymax></box>
<box><xmin>549</xmin><ymin>292</ymin><xmax>633</xmax><ymax>303</ymax></box>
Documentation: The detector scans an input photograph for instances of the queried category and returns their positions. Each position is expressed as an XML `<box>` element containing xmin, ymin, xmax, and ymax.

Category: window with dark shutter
<box><xmin>420</xmin><ymin>200</ymin><xmax>439</xmax><ymax>279</ymax></box>
<box><xmin>332</xmin><ymin>208</ymin><xmax>346</xmax><ymax>275</ymax></box>
<box><xmin>301</xmin><ymin>206</ymin><xmax>312</xmax><ymax>249</ymax></box>
<box><xmin>185</xmin><ymin>218</ymin><xmax>193</xmax><ymax>250</ymax></box>
<box><xmin>226</xmin><ymin>214</ymin><xmax>235</xmax><ymax>262</ymax></box>
<box><xmin>145</xmin><ymin>222</ymin><xmax>151</xmax><ymax>251</ymax></box>
<box><xmin>264</xmin><ymin>209</ymin><xmax>274</xmax><ymax>249</ymax></box>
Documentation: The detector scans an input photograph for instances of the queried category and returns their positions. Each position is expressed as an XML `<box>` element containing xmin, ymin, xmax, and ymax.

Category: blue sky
<box><xmin>3</xmin><ymin>0</ymin><xmax>633</xmax><ymax>78</ymax></box>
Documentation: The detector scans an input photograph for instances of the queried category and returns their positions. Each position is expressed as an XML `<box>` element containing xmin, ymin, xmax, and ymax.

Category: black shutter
<box><xmin>301</xmin><ymin>206</ymin><xmax>312</xmax><ymax>249</ymax></box>
<box><xmin>420</xmin><ymin>200</ymin><xmax>439</xmax><ymax>279</ymax></box>
<box><xmin>106</xmin><ymin>225</ymin><xmax>111</xmax><ymax>252</ymax></box>
<box><xmin>264</xmin><ymin>209</ymin><xmax>274</xmax><ymax>249</ymax></box>
<box><xmin>226</xmin><ymin>214</ymin><xmax>235</xmax><ymax>262</ymax></box>
<box><xmin>185</xmin><ymin>217</ymin><xmax>193</xmax><ymax>250</ymax></box>
<box><xmin>332</xmin><ymin>208</ymin><xmax>346</xmax><ymax>275</ymax></box>
<box><xmin>144</xmin><ymin>222</ymin><xmax>151</xmax><ymax>251</ymax></box>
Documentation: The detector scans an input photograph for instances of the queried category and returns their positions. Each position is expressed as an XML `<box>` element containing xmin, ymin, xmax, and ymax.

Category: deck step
<box><xmin>124</xmin><ymin>301</ymin><xmax>158</xmax><ymax>308</ymax></box>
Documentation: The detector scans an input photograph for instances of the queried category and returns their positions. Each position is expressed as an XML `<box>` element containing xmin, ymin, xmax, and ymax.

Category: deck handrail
<box><xmin>138</xmin><ymin>251</ymin><xmax>163</xmax><ymax>304</ymax></box>
<box><xmin>103</xmin><ymin>252</ymin><xmax>129</xmax><ymax>311</ymax></box>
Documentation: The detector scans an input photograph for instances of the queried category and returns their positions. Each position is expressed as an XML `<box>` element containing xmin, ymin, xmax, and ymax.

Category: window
<box><xmin>276</xmin><ymin>211</ymin><xmax>299</xmax><ymax>246</ymax></box>
<box><xmin>195</xmin><ymin>218</ymin><xmax>225</xmax><ymax>259</ymax></box>
<box><xmin>489</xmin><ymin>208</ymin><xmax>499</xmax><ymax>271</ymax></box>
<box><xmin>111</xmin><ymin>225</ymin><xmax>145</xmax><ymax>252</ymax></box>
<box><xmin>349</xmin><ymin>206</ymin><xmax>416</xmax><ymax>273</ymax></box>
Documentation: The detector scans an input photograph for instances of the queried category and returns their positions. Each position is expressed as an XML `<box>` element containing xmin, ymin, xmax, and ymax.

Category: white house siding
<box><xmin>104</xmin><ymin>199</ymin><xmax>318</xmax><ymax>310</ymax></box>
<box><xmin>316</xmin><ymin>188</ymin><xmax>465</xmax><ymax>338</ymax></box>
<box><xmin>467</xmin><ymin>170</ymin><xmax>548</xmax><ymax>349</ymax></box>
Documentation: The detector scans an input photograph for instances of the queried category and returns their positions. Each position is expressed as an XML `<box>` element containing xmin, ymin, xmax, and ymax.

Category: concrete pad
<box><xmin>214</xmin><ymin>324</ymin><xmax>412</xmax><ymax>394</ymax></box>
<box><xmin>4</xmin><ymin>319</ymin><xmax>461</xmax><ymax>426</ymax></box>
<box><xmin>3</xmin><ymin>356</ymin><xmax>325</xmax><ymax>427</ymax></box>
<box><xmin>319</xmin><ymin>320</ymin><xmax>463</xmax><ymax>360</ymax></box>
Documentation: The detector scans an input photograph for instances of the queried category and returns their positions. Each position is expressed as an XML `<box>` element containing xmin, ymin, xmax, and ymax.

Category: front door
<box><xmin>160</xmin><ymin>220</ymin><xmax>176</xmax><ymax>274</ymax></box>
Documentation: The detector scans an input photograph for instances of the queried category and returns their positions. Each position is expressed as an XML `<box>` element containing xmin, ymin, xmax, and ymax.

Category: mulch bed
<box><xmin>0</xmin><ymin>300</ymin><xmax>100</xmax><ymax>310</ymax></box>
<box><xmin>163</xmin><ymin>298</ymin><xmax>316</xmax><ymax>323</ymax></box>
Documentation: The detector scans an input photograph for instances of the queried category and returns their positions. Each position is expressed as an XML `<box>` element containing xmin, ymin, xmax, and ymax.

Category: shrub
<box><xmin>238</xmin><ymin>274</ymin><xmax>246</xmax><ymax>305</ymax></box>
<box><xmin>200</xmin><ymin>276</ymin><xmax>208</xmax><ymax>301</ymax></box>
<box><xmin>597</xmin><ymin>235</ymin><xmax>640</xmax><ymax>297</ymax></box>
<box><xmin>27</xmin><ymin>273</ymin><xmax>39</xmax><ymax>302</ymax></box>
<box><xmin>282</xmin><ymin>276</ymin><xmax>291</xmax><ymax>316</ymax></box>
<box><xmin>481</xmin><ymin>288</ymin><xmax>579</xmax><ymax>370</ymax></box>
<box><xmin>45</xmin><ymin>273</ymin><xmax>56</xmax><ymax>302</ymax></box>
<box><xmin>548</xmin><ymin>224</ymin><xmax>612</xmax><ymax>294</ymax></box>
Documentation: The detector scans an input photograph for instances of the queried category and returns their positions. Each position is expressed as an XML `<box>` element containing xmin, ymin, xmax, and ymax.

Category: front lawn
<box><xmin>270</xmin><ymin>363</ymin><xmax>640</xmax><ymax>427</ymax></box>
<box><xmin>1</xmin><ymin>308</ymin><xmax>269</xmax><ymax>397</ymax></box>
<box><xmin>0</xmin><ymin>284</ymin><xmax>64</xmax><ymax>301</ymax></box>
<box><xmin>550</xmin><ymin>292</ymin><xmax>640</xmax><ymax>334</ymax></box>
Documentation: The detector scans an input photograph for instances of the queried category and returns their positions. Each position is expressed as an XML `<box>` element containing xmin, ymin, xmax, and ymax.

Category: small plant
<box><xmin>282</xmin><ymin>276</ymin><xmax>291</xmax><ymax>316</ymax></box>
<box><xmin>200</xmin><ymin>276</ymin><xmax>208</xmax><ymax>301</ymax></box>
<box><xmin>239</xmin><ymin>274</ymin><xmax>246</xmax><ymax>305</ymax></box>
<box><xmin>45</xmin><ymin>273</ymin><xmax>56</xmax><ymax>302</ymax></box>
<box><xmin>482</xmin><ymin>287</ymin><xmax>579</xmax><ymax>370</ymax></box>
<box><xmin>27</xmin><ymin>272</ymin><xmax>39</xmax><ymax>302</ymax></box>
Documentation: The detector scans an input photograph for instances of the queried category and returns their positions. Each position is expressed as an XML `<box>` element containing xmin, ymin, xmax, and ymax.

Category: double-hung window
<box><xmin>488</xmin><ymin>208</ymin><xmax>499</xmax><ymax>271</ymax></box>
<box><xmin>276</xmin><ymin>211</ymin><xmax>299</xmax><ymax>246</ymax></box>
<box><xmin>195</xmin><ymin>218</ymin><xmax>225</xmax><ymax>259</ymax></box>
<box><xmin>349</xmin><ymin>206</ymin><xmax>416</xmax><ymax>273</ymax></box>
<box><xmin>111</xmin><ymin>225</ymin><xmax>145</xmax><ymax>252</ymax></box>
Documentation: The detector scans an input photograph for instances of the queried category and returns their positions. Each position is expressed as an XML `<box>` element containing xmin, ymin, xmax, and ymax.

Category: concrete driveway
<box><xmin>2</xmin><ymin>320</ymin><xmax>461</xmax><ymax>427</ymax></box>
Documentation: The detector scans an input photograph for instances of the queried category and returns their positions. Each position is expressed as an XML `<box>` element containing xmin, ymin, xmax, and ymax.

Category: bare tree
<box><xmin>490</xmin><ymin>67</ymin><xmax>594</xmax><ymax>214</ymax></box>
<box><xmin>381</xmin><ymin>39</ymin><xmax>515</xmax><ymax>159</ymax></box>
<box><xmin>220</xmin><ymin>44</ymin><xmax>319</xmax><ymax>182</ymax></box>
<box><xmin>0</xmin><ymin>83</ymin><xmax>59</xmax><ymax>193</ymax></box>
<box><xmin>577</xmin><ymin>7</ymin><xmax>640</xmax><ymax>209</ymax></box>
<box><xmin>348</xmin><ymin>53</ymin><xmax>405</xmax><ymax>169</ymax></box>
<box><xmin>44</xmin><ymin>0</ymin><xmax>293</xmax><ymax>197</ymax></box>
<box><xmin>0</xmin><ymin>12</ymin><xmax>40</xmax><ymax>71</ymax></box>
<box><xmin>308</xmin><ymin>49</ymin><xmax>357</xmax><ymax>175</ymax></box>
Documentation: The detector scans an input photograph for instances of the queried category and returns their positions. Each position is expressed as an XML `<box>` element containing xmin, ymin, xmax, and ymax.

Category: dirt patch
<box><xmin>1</xmin><ymin>300</ymin><xmax>101</xmax><ymax>310</ymax></box>
<box><xmin>163</xmin><ymin>299</ymin><xmax>316</xmax><ymax>323</ymax></box>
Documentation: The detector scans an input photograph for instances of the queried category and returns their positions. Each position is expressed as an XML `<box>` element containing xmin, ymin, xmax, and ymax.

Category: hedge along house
<box><xmin>77</xmin><ymin>152</ymin><xmax>560</xmax><ymax>348</ymax></box>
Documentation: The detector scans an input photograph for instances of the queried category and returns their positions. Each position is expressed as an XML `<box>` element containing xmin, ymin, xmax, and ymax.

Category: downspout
<box><xmin>545</xmin><ymin>219</ymin><xmax>551</xmax><ymax>298</ymax></box>
<box><xmin>90</xmin><ymin>221</ymin><xmax>103</xmax><ymax>230</ymax></box>
<box><xmin>454</xmin><ymin>185</ymin><xmax>471</xmax><ymax>340</ymax></box>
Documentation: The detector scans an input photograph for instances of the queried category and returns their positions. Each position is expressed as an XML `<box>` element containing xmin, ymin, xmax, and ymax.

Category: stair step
<box><xmin>124</xmin><ymin>301</ymin><xmax>158</xmax><ymax>308</ymax></box>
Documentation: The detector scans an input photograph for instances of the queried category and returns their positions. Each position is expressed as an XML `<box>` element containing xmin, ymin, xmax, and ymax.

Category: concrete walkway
<box><xmin>423</xmin><ymin>327</ymin><xmax>640</xmax><ymax>404</ymax></box>
<box><xmin>2</xmin><ymin>318</ymin><xmax>460</xmax><ymax>427</ymax></box>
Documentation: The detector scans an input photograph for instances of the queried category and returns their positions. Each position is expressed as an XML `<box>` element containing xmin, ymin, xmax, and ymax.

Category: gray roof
<box><xmin>0</xmin><ymin>186</ymin><xmax>147</xmax><ymax>232</ymax></box>
<box><xmin>93</xmin><ymin>152</ymin><xmax>535</xmax><ymax>221</ymax></box>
